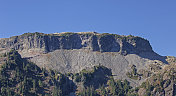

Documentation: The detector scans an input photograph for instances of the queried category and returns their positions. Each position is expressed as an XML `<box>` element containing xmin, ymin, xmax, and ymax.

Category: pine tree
<box><xmin>123</xmin><ymin>79</ymin><xmax>131</xmax><ymax>94</ymax></box>
<box><xmin>32</xmin><ymin>79</ymin><xmax>36</xmax><ymax>91</ymax></box>
<box><xmin>131</xmin><ymin>65</ymin><xmax>137</xmax><ymax>76</ymax></box>
<box><xmin>7</xmin><ymin>87</ymin><xmax>12</xmax><ymax>96</ymax></box>
<box><xmin>16</xmin><ymin>67</ymin><xmax>20</xmax><ymax>82</ymax></box>
<box><xmin>35</xmin><ymin>65</ymin><xmax>38</xmax><ymax>73</ymax></box>
<box><xmin>52</xmin><ymin>87</ymin><xmax>62</xmax><ymax>96</ymax></box>
<box><xmin>23</xmin><ymin>62</ymin><xmax>25</xmax><ymax>69</ymax></box>
<box><xmin>100</xmin><ymin>84</ymin><xmax>106</xmax><ymax>95</ymax></box>
<box><xmin>23</xmin><ymin>77</ymin><xmax>27</xmax><ymax>95</ymax></box>
<box><xmin>38</xmin><ymin>79</ymin><xmax>43</xmax><ymax>88</ymax></box>
<box><xmin>109</xmin><ymin>79</ymin><xmax>116</xmax><ymax>95</ymax></box>
<box><xmin>1</xmin><ymin>87</ymin><xmax>6</xmax><ymax>96</ymax></box>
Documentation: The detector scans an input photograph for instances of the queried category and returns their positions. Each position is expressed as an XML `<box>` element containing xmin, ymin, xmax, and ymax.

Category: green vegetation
<box><xmin>0</xmin><ymin>49</ymin><xmax>74</xmax><ymax>96</ymax></box>
<box><xmin>136</xmin><ymin>63</ymin><xmax>176</xmax><ymax>96</ymax></box>
<box><xmin>75</xmin><ymin>76</ymin><xmax>134</xmax><ymax>96</ymax></box>
<box><xmin>0</xmin><ymin>50</ymin><xmax>138</xmax><ymax>96</ymax></box>
<box><xmin>73</xmin><ymin>65</ymin><xmax>138</xmax><ymax>96</ymax></box>
<box><xmin>106</xmin><ymin>78</ymin><xmax>133</xmax><ymax>96</ymax></box>
<box><xmin>0</xmin><ymin>49</ymin><xmax>175</xmax><ymax>96</ymax></box>
<box><xmin>77</xmin><ymin>86</ymin><xmax>98</xmax><ymax>96</ymax></box>
<box><xmin>126</xmin><ymin>65</ymin><xmax>140</xmax><ymax>80</ymax></box>
<box><xmin>22</xmin><ymin>32</ymin><xmax>45</xmax><ymax>37</ymax></box>
<box><xmin>138</xmin><ymin>69</ymin><xmax>152</xmax><ymax>78</ymax></box>
<box><xmin>73</xmin><ymin>65</ymin><xmax>112</xmax><ymax>88</ymax></box>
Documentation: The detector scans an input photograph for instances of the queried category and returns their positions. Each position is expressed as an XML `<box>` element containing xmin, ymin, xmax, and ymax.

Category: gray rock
<box><xmin>0</xmin><ymin>32</ymin><xmax>168</xmax><ymax>87</ymax></box>
<box><xmin>0</xmin><ymin>32</ymin><xmax>154</xmax><ymax>55</ymax></box>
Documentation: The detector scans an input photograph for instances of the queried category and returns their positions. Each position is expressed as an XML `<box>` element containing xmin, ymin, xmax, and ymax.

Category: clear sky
<box><xmin>0</xmin><ymin>0</ymin><xmax>176</xmax><ymax>56</ymax></box>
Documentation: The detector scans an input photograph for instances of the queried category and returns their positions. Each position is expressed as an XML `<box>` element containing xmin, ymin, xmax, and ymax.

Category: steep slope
<box><xmin>137</xmin><ymin>58</ymin><xmax>176</xmax><ymax>96</ymax></box>
<box><xmin>0</xmin><ymin>32</ymin><xmax>169</xmax><ymax>87</ymax></box>
<box><xmin>0</xmin><ymin>50</ymin><xmax>132</xmax><ymax>96</ymax></box>
<box><xmin>0</xmin><ymin>50</ymin><xmax>75</xmax><ymax>96</ymax></box>
<box><xmin>0</xmin><ymin>32</ymin><xmax>153</xmax><ymax>55</ymax></box>
<box><xmin>0</xmin><ymin>50</ymin><xmax>175</xmax><ymax>96</ymax></box>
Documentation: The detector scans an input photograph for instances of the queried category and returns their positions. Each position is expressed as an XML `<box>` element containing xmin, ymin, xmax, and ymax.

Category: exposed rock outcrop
<box><xmin>0</xmin><ymin>32</ymin><xmax>153</xmax><ymax>54</ymax></box>
<box><xmin>0</xmin><ymin>32</ymin><xmax>169</xmax><ymax>87</ymax></box>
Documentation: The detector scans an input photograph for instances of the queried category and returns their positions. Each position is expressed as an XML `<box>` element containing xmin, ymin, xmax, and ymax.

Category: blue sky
<box><xmin>0</xmin><ymin>0</ymin><xmax>176</xmax><ymax>56</ymax></box>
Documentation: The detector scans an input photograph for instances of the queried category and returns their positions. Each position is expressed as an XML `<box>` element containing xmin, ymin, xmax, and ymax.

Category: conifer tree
<box><xmin>32</xmin><ymin>79</ymin><xmax>36</xmax><ymax>91</ymax></box>
<box><xmin>38</xmin><ymin>79</ymin><xmax>43</xmax><ymax>88</ymax></box>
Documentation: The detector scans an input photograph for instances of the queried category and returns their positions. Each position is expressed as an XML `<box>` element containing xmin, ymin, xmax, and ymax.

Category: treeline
<box><xmin>1</xmin><ymin>50</ymin><xmax>174</xmax><ymax>96</ymax></box>
<box><xmin>0</xmin><ymin>50</ymin><xmax>74</xmax><ymax>96</ymax></box>
<box><xmin>0</xmin><ymin>50</ymin><xmax>137</xmax><ymax>96</ymax></box>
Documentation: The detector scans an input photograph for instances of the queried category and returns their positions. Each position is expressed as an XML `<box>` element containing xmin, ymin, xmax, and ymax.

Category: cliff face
<box><xmin>0</xmin><ymin>32</ymin><xmax>153</xmax><ymax>54</ymax></box>
<box><xmin>0</xmin><ymin>32</ymin><xmax>167</xmax><ymax>87</ymax></box>
<box><xmin>0</xmin><ymin>32</ymin><xmax>175</xmax><ymax>96</ymax></box>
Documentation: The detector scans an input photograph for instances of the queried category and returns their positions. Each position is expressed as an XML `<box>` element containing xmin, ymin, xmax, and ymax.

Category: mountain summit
<box><xmin>0</xmin><ymin>32</ymin><xmax>153</xmax><ymax>54</ymax></box>
<box><xmin>0</xmin><ymin>32</ymin><xmax>175</xmax><ymax>96</ymax></box>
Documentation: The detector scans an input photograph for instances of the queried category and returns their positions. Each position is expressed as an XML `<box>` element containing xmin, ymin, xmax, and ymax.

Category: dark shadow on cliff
<box><xmin>99</xmin><ymin>35</ymin><xmax>120</xmax><ymax>52</ymax></box>
<box><xmin>121</xmin><ymin>41</ymin><xmax>168</xmax><ymax>64</ymax></box>
<box><xmin>137</xmin><ymin>52</ymin><xmax>168</xmax><ymax>64</ymax></box>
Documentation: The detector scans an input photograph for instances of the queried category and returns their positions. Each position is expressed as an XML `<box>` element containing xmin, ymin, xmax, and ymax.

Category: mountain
<box><xmin>0</xmin><ymin>32</ymin><xmax>175</xmax><ymax>96</ymax></box>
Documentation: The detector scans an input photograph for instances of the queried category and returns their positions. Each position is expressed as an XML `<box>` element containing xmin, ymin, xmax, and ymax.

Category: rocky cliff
<box><xmin>0</xmin><ymin>32</ymin><xmax>168</xmax><ymax>87</ymax></box>
<box><xmin>0</xmin><ymin>32</ymin><xmax>153</xmax><ymax>54</ymax></box>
